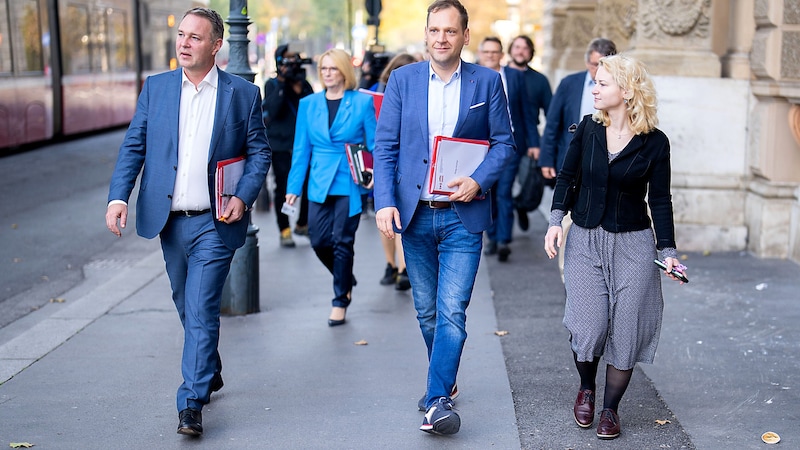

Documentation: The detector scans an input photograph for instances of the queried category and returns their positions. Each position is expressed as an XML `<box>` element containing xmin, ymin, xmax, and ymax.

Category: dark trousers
<box><xmin>271</xmin><ymin>151</ymin><xmax>308</xmax><ymax>231</ymax></box>
<box><xmin>308</xmin><ymin>195</ymin><xmax>360</xmax><ymax>308</ymax></box>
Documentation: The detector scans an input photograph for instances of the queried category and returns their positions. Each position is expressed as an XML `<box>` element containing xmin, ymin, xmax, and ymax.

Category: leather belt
<box><xmin>170</xmin><ymin>209</ymin><xmax>210</xmax><ymax>217</ymax></box>
<box><xmin>418</xmin><ymin>200</ymin><xmax>452</xmax><ymax>209</ymax></box>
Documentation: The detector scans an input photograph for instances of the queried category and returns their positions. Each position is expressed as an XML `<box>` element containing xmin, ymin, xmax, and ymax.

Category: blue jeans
<box><xmin>402</xmin><ymin>204</ymin><xmax>482</xmax><ymax>409</ymax></box>
<box><xmin>160</xmin><ymin>213</ymin><xmax>235</xmax><ymax>412</ymax></box>
<box><xmin>486</xmin><ymin>152</ymin><xmax>522</xmax><ymax>244</ymax></box>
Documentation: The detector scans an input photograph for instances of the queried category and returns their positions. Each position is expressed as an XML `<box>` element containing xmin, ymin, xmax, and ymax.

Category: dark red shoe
<box><xmin>573</xmin><ymin>389</ymin><xmax>595</xmax><ymax>427</ymax></box>
<box><xmin>596</xmin><ymin>408</ymin><xmax>620</xmax><ymax>439</ymax></box>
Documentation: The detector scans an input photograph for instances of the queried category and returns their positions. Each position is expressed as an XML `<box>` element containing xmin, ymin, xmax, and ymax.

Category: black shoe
<box><xmin>395</xmin><ymin>270</ymin><xmax>411</xmax><ymax>291</ymax></box>
<box><xmin>380</xmin><ymin>263</ymin><xmax>398</xmax><ymax>285</ymax></box>
<box><xmin>498</xmin><ymin>244</ymin><xmax>511</xmax><ymax>262</ymax></box>
<box><xmin>210</xmin><ymin>372</ymin><xmax>224</xmax><ymax>393</ymax></box>
<box><xmin>177</xmin><ymin>408</ymin><xmax>203</xmax><ymax>436</ymax></box>
<box><xmin>328</xmin><ymin>307</ymin><xmax>347</xmax><ymax>327</ymax></box>
<box><xmin>484</xmin><ymin>240</ymin><xmax>498</xmax><ymax>255</ymax></box>
<box><xmin>517</xmin><ymin>208</ymin><xmax>529</xmax><ymax>231</ymax></box>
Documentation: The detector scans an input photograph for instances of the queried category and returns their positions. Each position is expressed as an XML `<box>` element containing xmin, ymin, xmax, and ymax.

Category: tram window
<box><xmin>63</xmin><ymin>5</ymin><xmax>90</xmax><ymax>74</ymax></box>
<box><xmin>108</xmin><ymin>10</ymin><xmax>130</xmax><ymax>72</ymax></box>
<box><xmin>0</xmin><ymin>0</ymin><xmax>11</xmax><ymax>74</ymax></box>
<box><xmin>17</xmin><ymin>0</ymin><xmax>43</xmax><ymax>73</ymax></box>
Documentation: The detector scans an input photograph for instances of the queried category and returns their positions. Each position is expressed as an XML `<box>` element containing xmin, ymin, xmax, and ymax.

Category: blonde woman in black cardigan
<box><xmin>544</xmin><ymin>54</ymin><xmax>686</xmax><ymax>440</ymax></box>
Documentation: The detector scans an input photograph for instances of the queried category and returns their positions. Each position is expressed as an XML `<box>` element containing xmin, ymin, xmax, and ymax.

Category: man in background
<box><xmin>539</xmin><ymin>38</ymin><xmax>617</xmax><ymax>180</ymax></box>
<box><xmin>506</xmin><ymin>35</ymin><xmax>552</xmax><ymax>231</ymax></box>
<box><xmin>477</xmin><ymin>36</ymin><xmax>538</xmax><ymax>262</ymax></box>
<box><xmin>262</xmin><ymin>44</ymin><xmax>313</xmax><ymax>247</ymax></box>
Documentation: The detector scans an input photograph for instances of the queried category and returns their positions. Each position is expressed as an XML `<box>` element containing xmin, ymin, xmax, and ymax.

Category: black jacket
<box><xmin>261</xmin><ymin>77</ymin><xmax>313</xmax><ymax>152</ymax></box>
<box><xmin>552</xmin><ymin>115</ymin><xmax>676</xmax><ymax>250</ymax></box>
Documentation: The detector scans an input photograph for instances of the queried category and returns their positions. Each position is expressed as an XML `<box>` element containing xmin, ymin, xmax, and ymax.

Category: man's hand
<box><xmin>447</xmin><ymin>176</ymin><xmax>482</xmax><ymax>202</ymax></box>
<box><xmin>106</xmin><ymin>203</ymin><xmax>128</xmax><ymax>237</ymax></box>
<box><xmin>527</xmin><ymin>147</ymin><xmax>540</xmax><ymax>160</ymax></box>
<box><xmin>220</xmin><ymin>196</ymin><xmax>247</xmax><ymax>224</ymax></box>
<box><xmin>541</xmin><ymin>166</ymin><xmax>557</xmax><ymax>179</ymax></box>
<box><xmin>375</xmin><ymin>207</ymin><xmax>401</xmax><ymax>239</ymax></box>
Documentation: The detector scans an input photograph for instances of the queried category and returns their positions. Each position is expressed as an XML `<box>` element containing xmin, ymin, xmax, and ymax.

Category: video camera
<box><xmin>279</xmin><ymin>55</ymin><xmax>313</xmax><ymax>82</ymax></box>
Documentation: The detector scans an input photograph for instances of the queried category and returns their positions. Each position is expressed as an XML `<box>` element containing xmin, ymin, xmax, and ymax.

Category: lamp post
<box><xmin>221</xmin><ymin>0</ymin><xmax>260</xmax><ymax>315</ymax></box>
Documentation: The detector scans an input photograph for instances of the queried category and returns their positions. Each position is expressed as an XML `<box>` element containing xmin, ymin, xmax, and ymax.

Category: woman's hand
<box><xmin>544</xmin><ymin>226</ymin><xmax>563</xmax><ymax>259</ymax></box>
<box><xmin>663</xmin><ymin>256</ymin><xmax>687</xmax><ymax>284</ymax></box>
<box><xmin>285</xmin><ymin>194</ymin><xmax>297</xmax><ymax>205</ymax></box>
<box><xmin>364</xmin><ymin>168</ymin><xmax>374</xmax><ymax>190</ymax></box>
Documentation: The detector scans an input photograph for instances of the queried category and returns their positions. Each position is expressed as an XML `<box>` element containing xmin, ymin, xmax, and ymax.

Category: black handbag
<box><xmin>514</xmin><ymin>157</ymin><xmax>545</xmax><ymax>212</ymax></box>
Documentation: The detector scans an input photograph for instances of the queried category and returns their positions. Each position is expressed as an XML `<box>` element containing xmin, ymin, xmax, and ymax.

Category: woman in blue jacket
<box><xmin>285</xmin><ymin>48</ymin><xmax>376</xmax><ymax>326</ymax></box>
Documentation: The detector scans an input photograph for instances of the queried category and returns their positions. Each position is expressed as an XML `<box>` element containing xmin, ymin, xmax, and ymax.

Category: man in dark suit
<box><xmin>105</xmin><ymin>7</ymin><xmax>270</xmax><ymax>436</ymax></box>
<box><xmin>373</xmin><ymin>0</ymin><xmax>515</xmax><ymax>435</ymax></box>
<box><xmin>540</xmin><ymin>38</ymin><xmax>616</xmax><ymax>179</ymax></box>
<box><xmin>477</xmin><ymin>36</ymin><xmax>538</xmax><ymax>262</ymax></box>
<box><xmin>506</xmin><ymin>34</ymin><xmax>552</xmax><ymax>231</ymax></box>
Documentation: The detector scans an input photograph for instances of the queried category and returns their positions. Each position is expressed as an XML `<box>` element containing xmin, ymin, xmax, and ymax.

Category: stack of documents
<box><xmin>428</xmin><ymin>136</ymin><xmax>489</xmax><ymax>195</ymax></box>
<box><xmin>215</xmin><ymin>156</ymin><xmax>245</xmax><ymax>219</ymax></box>
<box><xmin>345</xmin><ymin>143</ymin><xmax>373</xmax><ymax>187</ymax></box>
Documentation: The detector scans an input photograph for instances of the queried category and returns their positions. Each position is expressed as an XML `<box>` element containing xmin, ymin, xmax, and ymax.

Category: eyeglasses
<box><xmin>320</xmin><ymin>66</ymin><xmax>340</xmax><ymax>73</ymax></box>
<box><xmin>480</xmin><ymin>50</ymin><xmax>502</xmax><ymax>55</ymax></box>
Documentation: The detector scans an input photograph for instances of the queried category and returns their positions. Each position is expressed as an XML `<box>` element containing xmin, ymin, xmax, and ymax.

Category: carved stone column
<box><xmin>594</xmin><ymin>0</ymin><xmax>638</xmax><ymax>51</ymax></box>
<box><xmin>542</xmin><ymin>0</ymin><xmax>598</xmax><ymax>82</ymax></box>
<box><xmin>720</xmin><ymin>0</ymin><xmax>755</xmax><ymax>79</ymax></box>
<box><xmin>628</xmin><ymin>0</ymin><xmax>722</xmax><ymax>77</ymax></box>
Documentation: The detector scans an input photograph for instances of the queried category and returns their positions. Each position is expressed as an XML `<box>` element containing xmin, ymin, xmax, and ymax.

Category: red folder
<box><xmin>215</xmin><ymin>156</ymin><xmax>245</xmax><ymax>219</ymax></box>
<box><xmin>358</xmin><ymin>88</ymin><xmax>384</xmax><ymax>119</ymax></box>
<box><xmin>428</xmin><ymin>136</ymin><xmax>489</xmax><ymax>195</ymax></box>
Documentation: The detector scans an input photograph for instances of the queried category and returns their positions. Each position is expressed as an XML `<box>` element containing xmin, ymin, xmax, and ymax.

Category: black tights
<box><xmin>573</xmin><ymin>352</ymin><xmax>633</xmax><ymax>412</ymax></box>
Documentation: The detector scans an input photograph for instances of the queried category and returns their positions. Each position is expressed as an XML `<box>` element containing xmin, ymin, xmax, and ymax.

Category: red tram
<box><xmin>0</xmin><ymin>0</ymin><xmax>197</xmax><ymax>152</ymax></box>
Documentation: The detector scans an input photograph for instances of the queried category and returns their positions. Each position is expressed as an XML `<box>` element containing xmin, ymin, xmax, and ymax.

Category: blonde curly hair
<box><xmin>592</xmin><ymin>54</ymin><xmax>658</xmax><ymax>135</ymax></box>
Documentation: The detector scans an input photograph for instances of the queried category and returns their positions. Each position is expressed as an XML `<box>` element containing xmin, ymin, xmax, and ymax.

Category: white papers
<box><xmin>215</xmin><ymin>156</ymin><xmax>245</xmax><ymax>219</ymax></box>
<box><xmin>428</xmin><ymin>136</ymin><xmax>489</xmax><ymax>195</ymax></box>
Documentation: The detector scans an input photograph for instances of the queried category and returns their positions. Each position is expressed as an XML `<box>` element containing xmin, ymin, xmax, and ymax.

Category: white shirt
<box><xmin>579</xmin><ymin>71</ymin><xmax>596</xmax><ymax>119</ymax></box>
<box><xmin>171</xmin><ymin>67</ymin><xmax>218</xmax><ymax>211</ymax></box>
<box><xmin>423</xmin><ymin>61</ymin><xmax>462</xmax><ymax>201</ymax></box>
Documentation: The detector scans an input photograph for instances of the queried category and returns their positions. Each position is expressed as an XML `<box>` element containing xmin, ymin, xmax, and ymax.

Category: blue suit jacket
<box><xmin>287</xmin><ymin>89</ymin><xmax>376</xmax><ymax>217</ymax></box>
<box><xmin>108</xmin><ymin>68</ymin><xmax>271</xmax><ymax>250</ymax></box>
<box><xmin>373</xmin><ymin>61</ymin><xmax>516</xmax><ymax>234</ymax></box>
<box><xmin>503</xmin><ymin>67</ymin><xmax>539</xmax><ymax>152</ymax></box>
<box><xmin>540</xmin><ymin>70</ymin><xmax>587</xmax><ymax>172</ymax></box>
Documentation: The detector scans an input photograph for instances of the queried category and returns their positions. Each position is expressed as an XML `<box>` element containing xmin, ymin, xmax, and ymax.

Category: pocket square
<box><xmin>469</xmin><ymin>102</ymin><xmax>486</xmax><ymax>109</ymax></box>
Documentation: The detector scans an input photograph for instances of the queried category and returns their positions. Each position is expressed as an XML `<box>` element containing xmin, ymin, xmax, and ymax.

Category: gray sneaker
<box><xmin>420</xmin><ymin>397</ymin><xmax>460</xmax><ymax>435</ymax></box>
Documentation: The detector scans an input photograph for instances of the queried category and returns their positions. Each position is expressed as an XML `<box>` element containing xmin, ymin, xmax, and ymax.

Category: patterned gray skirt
<box><xmin>562</xmin><ymin>224</ymin><xmax>664</xmax><ymax>370</ymax></box>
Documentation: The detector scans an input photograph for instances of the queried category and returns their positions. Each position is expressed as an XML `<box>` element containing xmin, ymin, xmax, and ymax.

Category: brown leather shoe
<box><xmin>573</xmin><ymin>389</ymin><xmax>595</xmax><ymax>427</ymax></box>
<box><xmin>596</xmin><ymin>408</ymin><xmax>620</xmax><ymax>439</ymax></box>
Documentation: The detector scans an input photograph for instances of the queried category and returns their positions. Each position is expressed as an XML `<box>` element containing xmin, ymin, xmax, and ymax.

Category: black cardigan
<box><xmin>551</xmin><ymin>115</ymin><xmax>676</xmax><ymax>250</ymax></box>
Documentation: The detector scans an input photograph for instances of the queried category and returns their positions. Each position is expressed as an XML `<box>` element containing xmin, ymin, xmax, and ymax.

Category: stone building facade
<box><xmin>540</xmin><ymin>0</ymin><xmax>800</xmax><ymax>262</ymax></box>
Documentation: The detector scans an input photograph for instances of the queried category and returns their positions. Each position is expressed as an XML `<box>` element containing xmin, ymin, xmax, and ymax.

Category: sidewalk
<box><xmin>0</xmin><ymin>211</ymin><xmax>520</xmax><ymax>449</ymax></box>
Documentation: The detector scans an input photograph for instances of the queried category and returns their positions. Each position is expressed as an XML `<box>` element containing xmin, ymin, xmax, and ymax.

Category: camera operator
<box><xmin>262</xmin><ymin>44</ymin><xmax>314</xmax><ymax>247</ymax></box>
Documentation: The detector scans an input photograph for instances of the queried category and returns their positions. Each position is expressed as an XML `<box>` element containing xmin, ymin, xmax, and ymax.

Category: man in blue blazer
<box><xmin>105</xmin><ymin>8</ymin><xmax>270</xmax><ymax>436</ymax></box>
<box><xmin>477</xmin><ymin>36</ymin><xmax>539</xmax><ymax>262</ymax></box>
<box><xmin>540</xmin><ymin>38</ymin><xmax>616</xmax><ymax>179</ymax></box>
<box><xmin>373</xmin><ymin>0</ymin><xmax>515</xmax><ymax>436</ymax></box>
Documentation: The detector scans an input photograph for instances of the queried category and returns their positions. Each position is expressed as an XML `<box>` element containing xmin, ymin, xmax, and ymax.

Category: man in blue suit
<box><xmin>477</xmin><ymin>36</ymin><xmax>539</xmax><ymax>262</ymax></box>
<box><xmin>373</xmin><ymin>0</ymin><xmax>515</xmax><ymax>435</ymax></box>
<box><xmin>105</xmin><ymin>8</ymin><xmax>270</xmax><ymax>436</ymax></box>
<box><xmin>539</xmin><ymin>38</ymin><xmax>616</xmax><ymax>179</ymax></box>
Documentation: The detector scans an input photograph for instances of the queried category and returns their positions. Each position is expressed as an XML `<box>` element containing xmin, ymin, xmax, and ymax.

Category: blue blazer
<box><xmin>287</xmin><ymin>89</ymin><xmax>376</xmax><ymax>217</ymax></box>
<box><xmin>540</xmin><ymin>70</ymin><xmax>587</xmax><ymax>172</ymax></box>
<box><xmin>503</xmin><ymin>67</ymin><xmax>539</xmax><ymax>152</ymax></box>
<box><xmin>108</xmin><ymin>68</ymin><xmax>271</xmax><ymax>250</ymax></box>
<box><xmin>373</xmin><ymin>61</ymin><xmax>517</xmax><ymax>234</ymax></box>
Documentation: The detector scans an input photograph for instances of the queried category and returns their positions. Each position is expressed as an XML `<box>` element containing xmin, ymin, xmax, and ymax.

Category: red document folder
<box><xmin>428</xmin><ymin>136</ymin><xmax>489</xmax><ymax>195</ymax></box>
<box><xmin>345</xmin><ymin>143</ymin><xmax>373</xmax><ymax>187</ymax></box>
<box><xmin>215</xmin><ymin>156</ymin><xmax>245</xmax><ymax>219</ymax></box>
<box><xmin>358</xmin><ymin>88</ymin><xmax>384</xmax><ymax>119</ymax></box>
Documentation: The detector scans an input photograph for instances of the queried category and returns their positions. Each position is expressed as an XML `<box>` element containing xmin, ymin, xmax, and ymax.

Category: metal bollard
<box><xmin>221</xmin><ymin>221</ymin><xmax>260</xmax><ymax>315</ymax></box>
